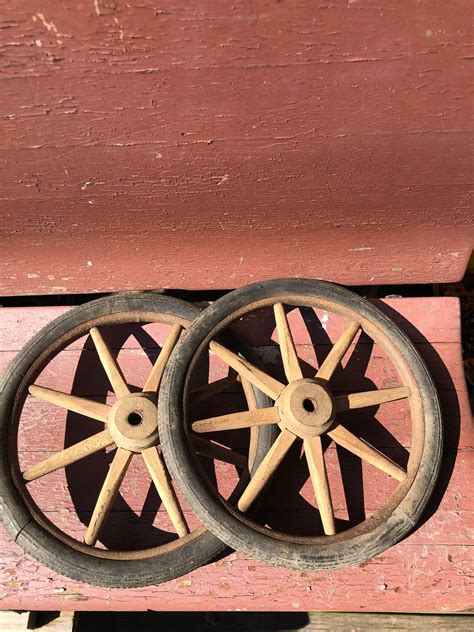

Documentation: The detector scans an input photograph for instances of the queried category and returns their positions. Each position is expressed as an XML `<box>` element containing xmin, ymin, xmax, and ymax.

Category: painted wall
<box><xmin>1</xmin><ymin>1</ymin><xmax>472</xmax><ymax>294</ymax></box>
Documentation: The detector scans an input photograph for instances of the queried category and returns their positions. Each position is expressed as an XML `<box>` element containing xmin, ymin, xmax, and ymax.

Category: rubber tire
<box><xmin>159</xmin><ymin>279</ymin><xmax>443</xmax><ymax>571</ymax></box>
<box><xmin>0</xmin><ymin>292</ymin><xmax>274</xmax><ymax>587</ymax></box>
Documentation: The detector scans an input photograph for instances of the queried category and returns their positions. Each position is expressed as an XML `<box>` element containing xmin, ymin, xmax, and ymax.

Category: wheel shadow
<box><xmin>63</xmin><ymin>323</ymin><xmax>248</xmax><ymax>551</ymax></box>
<box><xmin>371</xmin><ymin>299</ymin><xmax>461</xmax><ymax>531</ymax></box>
<box><xmin>61</xmin><ymin>299</ymin><xmax>461</xmax><ymax>551</ymax></box>
<box><xmin>231</xmin><ymin>305</ymin><xmax>406</xmax><ymax>535</ymax></box>
<box><xmin>225</xmin><ymin>300</ymin><xmax>458</xmax><ymax>538</ymax></box>
<box><xmin>64</xmin><ymin>323</ymin><xmax>180</xmax><ymax>550</ymax></box>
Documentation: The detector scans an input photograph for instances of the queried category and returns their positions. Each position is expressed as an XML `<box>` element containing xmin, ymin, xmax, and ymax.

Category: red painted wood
<box><xmin>0</xmin><ymin>538</ymin><xmax>471</xmax><ymax>612</ymax></box>
<box><xmin>0</xmin><ymin>340</ymin><xmax>465</xmax><ymax>392</ymax></box>
<box><xmin>0</xmin><ymin>298</ymin><xmax>462</xmax><ymax>349</ymax></box>
<box><xmin>1</xmin><ymin>2</ymin><xmax>472</xmax><ymax>295</ymax></box>
<box><xmin>0</xmin><ymin>298</ymin><xmax>472</xmax><ymax>611</ymax></box>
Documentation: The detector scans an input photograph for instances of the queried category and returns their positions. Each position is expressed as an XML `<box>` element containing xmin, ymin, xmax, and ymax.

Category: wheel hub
<box><xmin>108</xmin><ymin>393</ymin><xmax>159</xmax><ymax>451</ymax></box>
<box><xmin>276</xmin><ymin>378</ymin><xmax>335</xmax><ymax>438</ymax></box>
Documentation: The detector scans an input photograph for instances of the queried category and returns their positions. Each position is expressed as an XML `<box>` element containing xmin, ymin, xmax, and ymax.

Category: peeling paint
<box><xmin>33</xmin><ymin>12</ymin><xmax>62</xmax><ymax>46</ymax></box>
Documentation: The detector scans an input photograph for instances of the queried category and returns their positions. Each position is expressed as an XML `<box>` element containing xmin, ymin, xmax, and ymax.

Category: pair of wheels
<box><xmin>0</xmin><ymin>280</ymin><xmax>442</xmax><ymax>587</ymax></box>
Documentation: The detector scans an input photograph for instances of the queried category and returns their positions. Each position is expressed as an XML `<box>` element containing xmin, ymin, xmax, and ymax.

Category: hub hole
<box><xmin>127</xmin><ymin>412</ymin><xmax>143</xmax><ymax>426</ymax></box>
<box><xmin>302</xmin><ymin>398</ymin><xmax>316</xmax><ymax>413</ymax></box>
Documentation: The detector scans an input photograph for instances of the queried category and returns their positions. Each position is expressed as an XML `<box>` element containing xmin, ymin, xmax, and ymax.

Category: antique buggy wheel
<box><xmin>159</xmin><ymin>279</ymin><xmax>443</xmax><ymax>570</ymax></box>
<box><xmin>0</xmin><ymin>293</ymin><xmax>274</xmax><ymax>587</ymax></box>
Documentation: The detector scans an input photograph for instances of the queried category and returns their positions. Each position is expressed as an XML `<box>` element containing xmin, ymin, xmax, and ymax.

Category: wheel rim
<box><xmin>160</xmin><ymin>279</ymin><xmax>442</xmax><ymax>568</ymax></box>
<box><xmin>6</xmin><ymin>304</ymin><xmax>270</xmax><ymax>562</ymax></box>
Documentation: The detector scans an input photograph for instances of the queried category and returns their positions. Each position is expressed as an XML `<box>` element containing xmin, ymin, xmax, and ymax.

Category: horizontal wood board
<box><xmin>0</xmin><ymin>297</ymin><xmax>472</xmax><ymax>612</ymax></box>
<box><xmin>1</xmin><ymin>1</ymin><xmax>473</xmax><ymax>295</ymax></box>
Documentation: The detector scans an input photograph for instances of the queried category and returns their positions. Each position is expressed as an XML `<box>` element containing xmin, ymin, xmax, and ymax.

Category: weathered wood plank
<box><xmin>1</xmin><ymin>2</ymin><xmax>472</xmax><ymax>294</ymax></box>
<box><xmin>1</xmin><ymin>225</ymin><xmax>471</xmax><ymax>295</ymax></box>
<box><xmin>0</xmin><ymin>536</ymin><xmax>472</xmax><ymax>612</ymax></box>
<box><xmin>15</xmin><ymin>444</ymin><xmax>473</xmax><ymax>515</ymax></box>
<box><xmin>0</xmin><ymin>297</ymin><xmax>472</xmax><ymax>611</ymax></box>
<box><xmin>0</xmin><ymin>340</ymin><xmax>466</xmax><ymax>395</ymax></box>
<box><xmin>0</xmin><ymin>299</ymin><xmax>462</xmax><ymax>351</ymax></box>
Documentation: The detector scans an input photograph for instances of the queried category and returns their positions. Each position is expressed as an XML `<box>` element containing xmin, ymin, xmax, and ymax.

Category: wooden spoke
<box><xmin>316</xmin><ymin>321</ymin><xmax>360</xmax><ymax>382</ymax></box>
<box><xmin>273</xmin><ymin>303</ymin><xmax>303</xmax><ymax>382</ymax></box>
<box><xmin>90</xmin><ymin>327</ymin><xmax>130</xmax><ymax>398</ymax></box>
<box><xmin>335</xmin><ymin>386</ymin><xmax>411</xmax><ymax>412</ymax></box>
<box><xmin>192</xmin><ymin>407</ymin><xmax>280</xmax><ymax>434</ymax></box>
<box><xmin>192</xmin><ymin>436</ymin><xmax>247</xmax><ymax>468</ymax></box>
<box><xmin>142</xmin><ymin>447</ymin><xmax>189</xmax><ymax>537</ymax></box>
<box><xmin>328</xmin><ymin>425</ymin><xmax>406</xmax><ymax>481</ymax></box>
<box><xmin>190</xmin><ymin>374</ymin><xmax>240</xmax><ymax>403</ymax></box>
<box><xmin>143</xmin><ymin>324</ymin><xmax>183</xmax><ymax>393</ymax></box>
<box><xmin>84</xmin><ymin>447</ymin><xmax>132</xmax><ymax>546</ymax></box>
<box><xmin>304</xmin><ymin>437</ymin><xmax>336</xmax><ymax>536</ymax></box>
<box><xmin>237</xmin><ymin>429</ymin><xmax>297</xmax><ymax>512</ymax></box>
<box><xmin>241</xmin><ymin>376</ymin><xmax>259</xmax><ymax>471</ymax></box>
<box><xmin>28</xmin><ymin>385</ymin><xmax>110</xmax><ymax>423</ymax></box>
<box><xmin>210</xmin><ymin>341</ymin><xmax>285</xmax><ymax>400</ymax></box>
<box><xmin>23</xmin><ymin>429</ymin><xmax>114</xmax><ymax>482</ymax></box>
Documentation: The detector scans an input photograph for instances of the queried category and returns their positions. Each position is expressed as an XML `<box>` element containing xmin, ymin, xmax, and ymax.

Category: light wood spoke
<box><xmin>190</xmin><ymin>374</ymin><xmax>240</xmax><ymax>403</ymax></box>
<box><xmin>90</xmin><ymin>327</ymin><xmax>130</xmax><ymax>398</ymax></box>
<box><xmin>241</xmin><ymin>376</ymin><xmax>259</xmax><ymax>471</ymax></box>
<box><xmin>304</xmin><ymin>437</ymin><xmax>336</xmax><ymax>535</ymax></box>
<box><xmin>23</xmin><ymin>429</ymin><xmax>114</xmax><ymax>482</ymax></box>
<box><xmin>143</xmin><ymin>324</ymin><xmax>183</xmax><ymax>392</ymax></box>
<box><xmin>192</xmin><ymin>436</ymin><xmax>247</xmax><ymax>468</ymax></box>
<box><xmin>316</xmin><ymin>321</ymin><xmax>361</xmax><ymax>381</ymax></box>
<box><xmin>84</xmin><ymin>447</ymin><xmax>132</xmax><ymax>546</ymax></box>
<box><xmin>192</xmin><ymin>407</ymin><xmax>280</xmax><ymax>433</ymax></box>
<box><xmin>335</xmin><ymin>386</ymin><xmax>411</xmax><ymax>412</ymax></box>
<box><xmin>328</xmin><ymin>425</ymin><xmax>406</xmax><ymax>481</ymax></box>
<box><xmin>142</xmin><ymin>447</ymin><xmax>189</xmax><ymax>537</ymax></box>
<box><xmin>210</xmin><ymin>341</ymin><xmax>285</xmax><ymax>400</ymax></box>
<box><xmin>273</xmin><ymin>303</ymin><xmax>303</xmax><ymax>382</ymax></box>
<box><xmin>237</xmin><ymin>429</ymin><xmax>297</xmax><ymax>512</ymax></box>
<box><xmin>28</xmin><ymin>385</ymin><xmax>110</xmax><ymax>423</ymax></box>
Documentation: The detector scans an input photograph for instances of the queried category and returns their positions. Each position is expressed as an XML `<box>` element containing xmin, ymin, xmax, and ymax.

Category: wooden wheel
<box><xmin>159</xmin><ymin>279</ymin><xmax>443</xmax><ymax>570</ymax></box>
<box><xmin>0</xmin><ymin>293</ymin><xmax>275</xmax><ymax>587</ymax></box>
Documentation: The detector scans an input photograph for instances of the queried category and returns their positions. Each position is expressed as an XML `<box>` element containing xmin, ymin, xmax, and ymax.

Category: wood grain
<box><xmin>89</xmin><ymin>327</ymin><xmax>130</xmax><ymax>398</ymax></box>
<box><xmin>304</xmin><ymin>436</ymin><xmax>336</xmax><ymax>536</ymax></box>
<box><xmin>84</xmin><ymin>447</ymin><xmax>132</xmax><ymax>545</ymax></box>
<box><xmin>237</xmin><ymin>429</ymin><xmax>297</xmax><ymax>512</ymax></box>
<box><xmin>142</xmin><ymin>325</ymin><xmax>182</xmax><ymax>393</ymax></box>
<box><xmin>22</xmin><ymin>429</ymin><xmax>114</xmax><ymax>482</ymax></box>
<box><xmin>316</xmin><ymin>321</ymin><xmax>361</xmax><ymax>382</ymax></box>
<box><xmin>210</xmin><ymin>341</ymin><xmax>285</xmax><ymax>400</ymax></box>
<box><xmin>142</xmin><ymin>447</ymin><xmax>190</xmax><ymax>538</ymax></box>
<box><xmin>0</xmin><ymin>299</ymin><xmax>472</xmax><ymax>611</ymax></box>
<box><xmin>328</xmin><ymin>425</ymin><xmax>407</xmax><ymax>482</ymax></box>
<box><xmin>0</xmin><ymin>2</ymin><xmax>472</xmax><ymax>295</ymax></box>
<box><xmin>335</xmin><ymin>387</ymin><xmax>412</xmax><ymax>412</ymax></box>
<box><xmin>273</xmin><ymin>303</ymin><xmax>303</xmax><ymax>383</ymax></box>
<box><xmin>28</xmin><ymin>384</ymin><xmax>111</xmax><ymax>423</ymax></box>
<box><xmin>0</xmin><ymin>299</ymin><xmax>462</xmax><ymax>351</ymax></box>
<box><xmin>192</xmin><ymin>407</ymin><xmax>280</xmax><ymax>433</ymax></box>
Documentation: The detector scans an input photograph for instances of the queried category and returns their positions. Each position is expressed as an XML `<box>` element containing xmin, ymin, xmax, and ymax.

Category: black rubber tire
<box><xmin>159</xmin><ymin>279</ymin><xmax>443</xmax><ymax>571</ymax></box>
<box><xmin>0</xmin><ymin>292</ymin><xmax>274</xmax><ymax>587</ymax></box>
